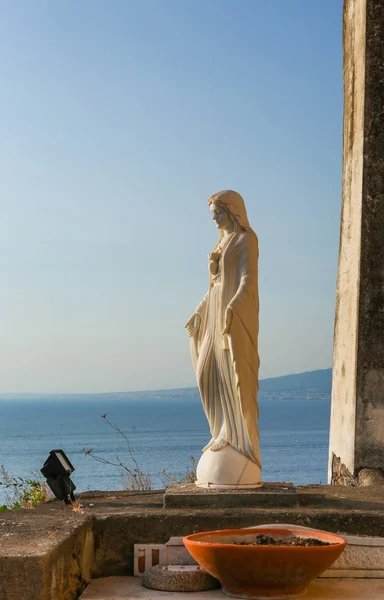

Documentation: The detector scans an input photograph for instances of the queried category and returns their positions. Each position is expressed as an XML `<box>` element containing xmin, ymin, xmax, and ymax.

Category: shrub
<box><xmin>0</xmin><ymin>465</ymin><xmax>50</xmax><ymax>510</ymax></box>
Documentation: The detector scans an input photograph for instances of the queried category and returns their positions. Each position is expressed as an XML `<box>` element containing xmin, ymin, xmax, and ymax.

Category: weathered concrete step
<box><xmin>164</xmin><ymin>482</ymin><xmax>297</xmax><ymax>508</ymax></box>
<box><xmin>80</xmin><ymin>576</ymin><xmax>384</xmax><ymax>599</ymax></box>
<box><xmin>163</xmin><ymin>482</ymin><xmax>384</xmax><ymax>510</ymax></box>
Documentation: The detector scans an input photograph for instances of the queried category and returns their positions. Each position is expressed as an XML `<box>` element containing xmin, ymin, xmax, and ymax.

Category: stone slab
<box><xmin>80</xmin><ymin>576</ymin><xmax>384</xmax><ymax>599</ymax></box>
<box><xmin>323</xmin><ymin>569</ymin><xmax>384</xmax><ymax>578</ymax></box>
<box><xmin>164</xmin><ymin>482</ymin><xmax>296</xmax><ymax>508</ymax></box>
<box><xmin>165</xmin><ymin>537</ymin><xmax>197</xmax><ymax>565</ymax></box>
<box><xmin>331</xmin><ymin>535</ymin><xmax>384</xmax><ymax>573</ymax></box>
<box><xmin>164</xmin><ymin>482</ymin><xmax>384</xmax><ymax>510</ymax></box>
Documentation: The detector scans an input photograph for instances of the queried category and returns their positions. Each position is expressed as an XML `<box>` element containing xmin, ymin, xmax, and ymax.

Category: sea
<box><xmin>0</xmin><ymin>395</ymin><xmax>330</xmax><ymax>504</ymax></box>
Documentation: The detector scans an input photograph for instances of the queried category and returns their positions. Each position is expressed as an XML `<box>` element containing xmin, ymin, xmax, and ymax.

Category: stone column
<box><xmin>329</xmin><ymin>0</ymin><xmax>384</xmax><ymax>485</ymax></box>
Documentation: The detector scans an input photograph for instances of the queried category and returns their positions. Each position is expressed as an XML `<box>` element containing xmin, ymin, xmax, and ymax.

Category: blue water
<box><xmin>0</xmin><ymin>396</ymin><xmax>330</xmax><ymax>503</ymax></box>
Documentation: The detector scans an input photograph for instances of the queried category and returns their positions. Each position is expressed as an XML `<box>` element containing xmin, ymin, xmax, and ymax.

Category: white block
<box><xmin>133</xmin><ymin>544</ymin><xmax>166</xmax><ymax>577</ymax></box>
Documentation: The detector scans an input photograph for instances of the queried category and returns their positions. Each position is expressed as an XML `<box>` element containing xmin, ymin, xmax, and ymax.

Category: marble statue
<box><xmin>185</xmin><ymin>190</ymin><xmax>262</xmax><ymax>488</ymax></box>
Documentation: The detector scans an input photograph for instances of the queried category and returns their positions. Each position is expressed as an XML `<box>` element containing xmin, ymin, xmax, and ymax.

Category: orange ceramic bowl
<box><xmin>183</xmin><ymin>526</ymin><xmax>346</xmax><ymax>599</ymax></box>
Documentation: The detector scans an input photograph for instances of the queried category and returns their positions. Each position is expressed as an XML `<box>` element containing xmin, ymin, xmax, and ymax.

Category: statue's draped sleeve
<box><xmin>190</xmin><ymin>292</ymin><xmax>209</xmax><ymax>370</ymax></box>
<box><xmin>228</xmin><ymin>234</ymin><xmax>258</xmax><ymax>316</ymax></box>
<box><xmin>196</xmin><ymin>292</ymin><xmax>209</xmax><ymax>322</ymax></box>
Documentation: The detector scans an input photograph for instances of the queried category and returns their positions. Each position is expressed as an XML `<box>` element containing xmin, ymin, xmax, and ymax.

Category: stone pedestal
<box><xmin>329</xmin><ymin>0</ymin><xmax>384</xmax><ymax>484</ymax></box>
<box><xmin>163</xmin><ymin>482</ymin><xmax>296</xmax><ymax>509</ymax></box>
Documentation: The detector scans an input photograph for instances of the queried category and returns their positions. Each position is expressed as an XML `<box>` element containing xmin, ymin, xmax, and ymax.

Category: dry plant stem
<box><xmin>83</xmin><ymin>416</ymin><xmax>196</xmax><ymax>491</ymax></box>
<box><xmin>83</xmin><ymin>414</ymin><xmax>153</xmax><ymax>491</ymax></box>
<box><xmin>161</xmin><ymin>456</ymin><xmax>197</xmax><ymax>486</ymax></box>
<box><xmin>102</xmin><ymin>414</ymin><xmax>142</xmax><ymax>475</ymax></box>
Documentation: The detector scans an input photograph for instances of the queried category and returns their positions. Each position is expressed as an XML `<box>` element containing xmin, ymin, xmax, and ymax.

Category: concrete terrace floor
<box><xmin>80</xmin><ymin>576</ymin><xmax>384</xmax><ymax>599</ymax></box>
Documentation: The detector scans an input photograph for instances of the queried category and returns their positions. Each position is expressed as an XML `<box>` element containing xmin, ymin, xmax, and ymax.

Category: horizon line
<box><xmin>0</xmin><ymin>367</ymin><xmax>332</xmax><ymax>397</ymax></box>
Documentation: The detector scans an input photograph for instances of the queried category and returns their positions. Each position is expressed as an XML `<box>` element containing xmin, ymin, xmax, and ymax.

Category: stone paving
<box><xmin>80</xmin><ymin>576</ymin><xmax>384</xmax><ymax>599</ymax></box>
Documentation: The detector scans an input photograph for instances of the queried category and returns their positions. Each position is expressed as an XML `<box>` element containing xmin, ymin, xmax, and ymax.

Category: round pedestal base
<box><xmin>142</xmin><ymin>565</ymin><xmax>219</xmax><ymax>593</ymax></box>
<box><xmin>196</xmin><ymin>444</ymin><xmax>261</xmax><ymax>489</ymax></box>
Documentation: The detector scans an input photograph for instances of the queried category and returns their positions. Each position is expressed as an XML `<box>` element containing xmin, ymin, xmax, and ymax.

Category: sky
<box><xmin>0</xmin><ymin>0</ymin><xmax>344</xmax><ymax>393</ymax></box>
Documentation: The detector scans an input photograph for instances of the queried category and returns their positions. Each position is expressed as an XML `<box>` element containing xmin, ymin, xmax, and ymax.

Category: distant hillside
<box><xmin>259</xmin><ymin>368</ymin><xmax>332</xmax><ymax>394</ymax></box>
<box><xmin>0</xmin><ymin>369</ymin><xmax>332</xmax><ymax>400</ymax></box>
<box><xmin>120</xmin><ymin>368</ymin><xmax>332</xmax><ymax>400</ymax></box>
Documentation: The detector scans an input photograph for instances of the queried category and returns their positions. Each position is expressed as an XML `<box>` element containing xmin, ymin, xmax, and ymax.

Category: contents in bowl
<box><xmin>233</xmin><ymin>535</ymin><xmax>335</xmax><ymax>547</ymax></box>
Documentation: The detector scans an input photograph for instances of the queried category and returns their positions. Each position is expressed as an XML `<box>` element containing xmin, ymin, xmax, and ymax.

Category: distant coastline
<box><xmin>259</xmin><ymin>368</ymin><xmax>331</xmax><ymax>400</ymax></box>
<box><xmin>0</xmin><ymin>368</ymin><xmax>332</xmax><ymax>401</ymax></box>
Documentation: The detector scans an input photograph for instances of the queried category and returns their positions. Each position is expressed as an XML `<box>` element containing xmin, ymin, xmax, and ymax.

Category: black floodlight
<box><xmin>41</xmin><ymin>450</ymin><xmax>76</xmax><ymax>504</ymax></box>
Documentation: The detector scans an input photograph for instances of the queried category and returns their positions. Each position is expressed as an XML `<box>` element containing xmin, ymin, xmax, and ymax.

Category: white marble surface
<box><xmin>80</xmin><ymin>576</ymin><xmax>384</xmax><ymax>599</ymax></box>
<box><xmin>196</xmin><ymin>444</ymin><xmax>261</xmax><ymax>488</ymax></box>
<box><xmin>185</xmin><ymin>191</ymin><xmax>261</xmax><ymax>488</ymax></box>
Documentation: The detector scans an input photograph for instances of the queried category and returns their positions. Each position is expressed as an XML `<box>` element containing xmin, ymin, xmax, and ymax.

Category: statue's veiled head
<box><xmin>208</xmin><ymin>190</ymin><xmax>252</xmax><ymax>237</ymax></box>
<box><xmin>209</xmin><ymin>202</ymin><xmax>234</xmax><ymax>231</ymax></box>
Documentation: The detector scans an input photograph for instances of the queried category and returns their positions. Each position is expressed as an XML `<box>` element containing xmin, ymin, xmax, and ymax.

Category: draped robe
<box><xmin>191</xmin><ymin>230</ymin><xmax>261</xmax><ymax>468</ymax></box>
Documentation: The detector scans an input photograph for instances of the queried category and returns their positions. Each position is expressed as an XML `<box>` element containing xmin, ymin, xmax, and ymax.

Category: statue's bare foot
<box><xmin>210</xmin><ymin>436</ymin><xmax>229</xmax><ymax>452</ymax></box>
<box><xmin>202</xmin><ymin>438</ymin><xmax>215</xmax><ymax>452</ymax></box>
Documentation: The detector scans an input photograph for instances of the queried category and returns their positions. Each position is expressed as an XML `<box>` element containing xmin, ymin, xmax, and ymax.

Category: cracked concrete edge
<box><xmin>0</xmin><ymin>517</ymin><xmax>95</xmax><ymax>600</ymax></box>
